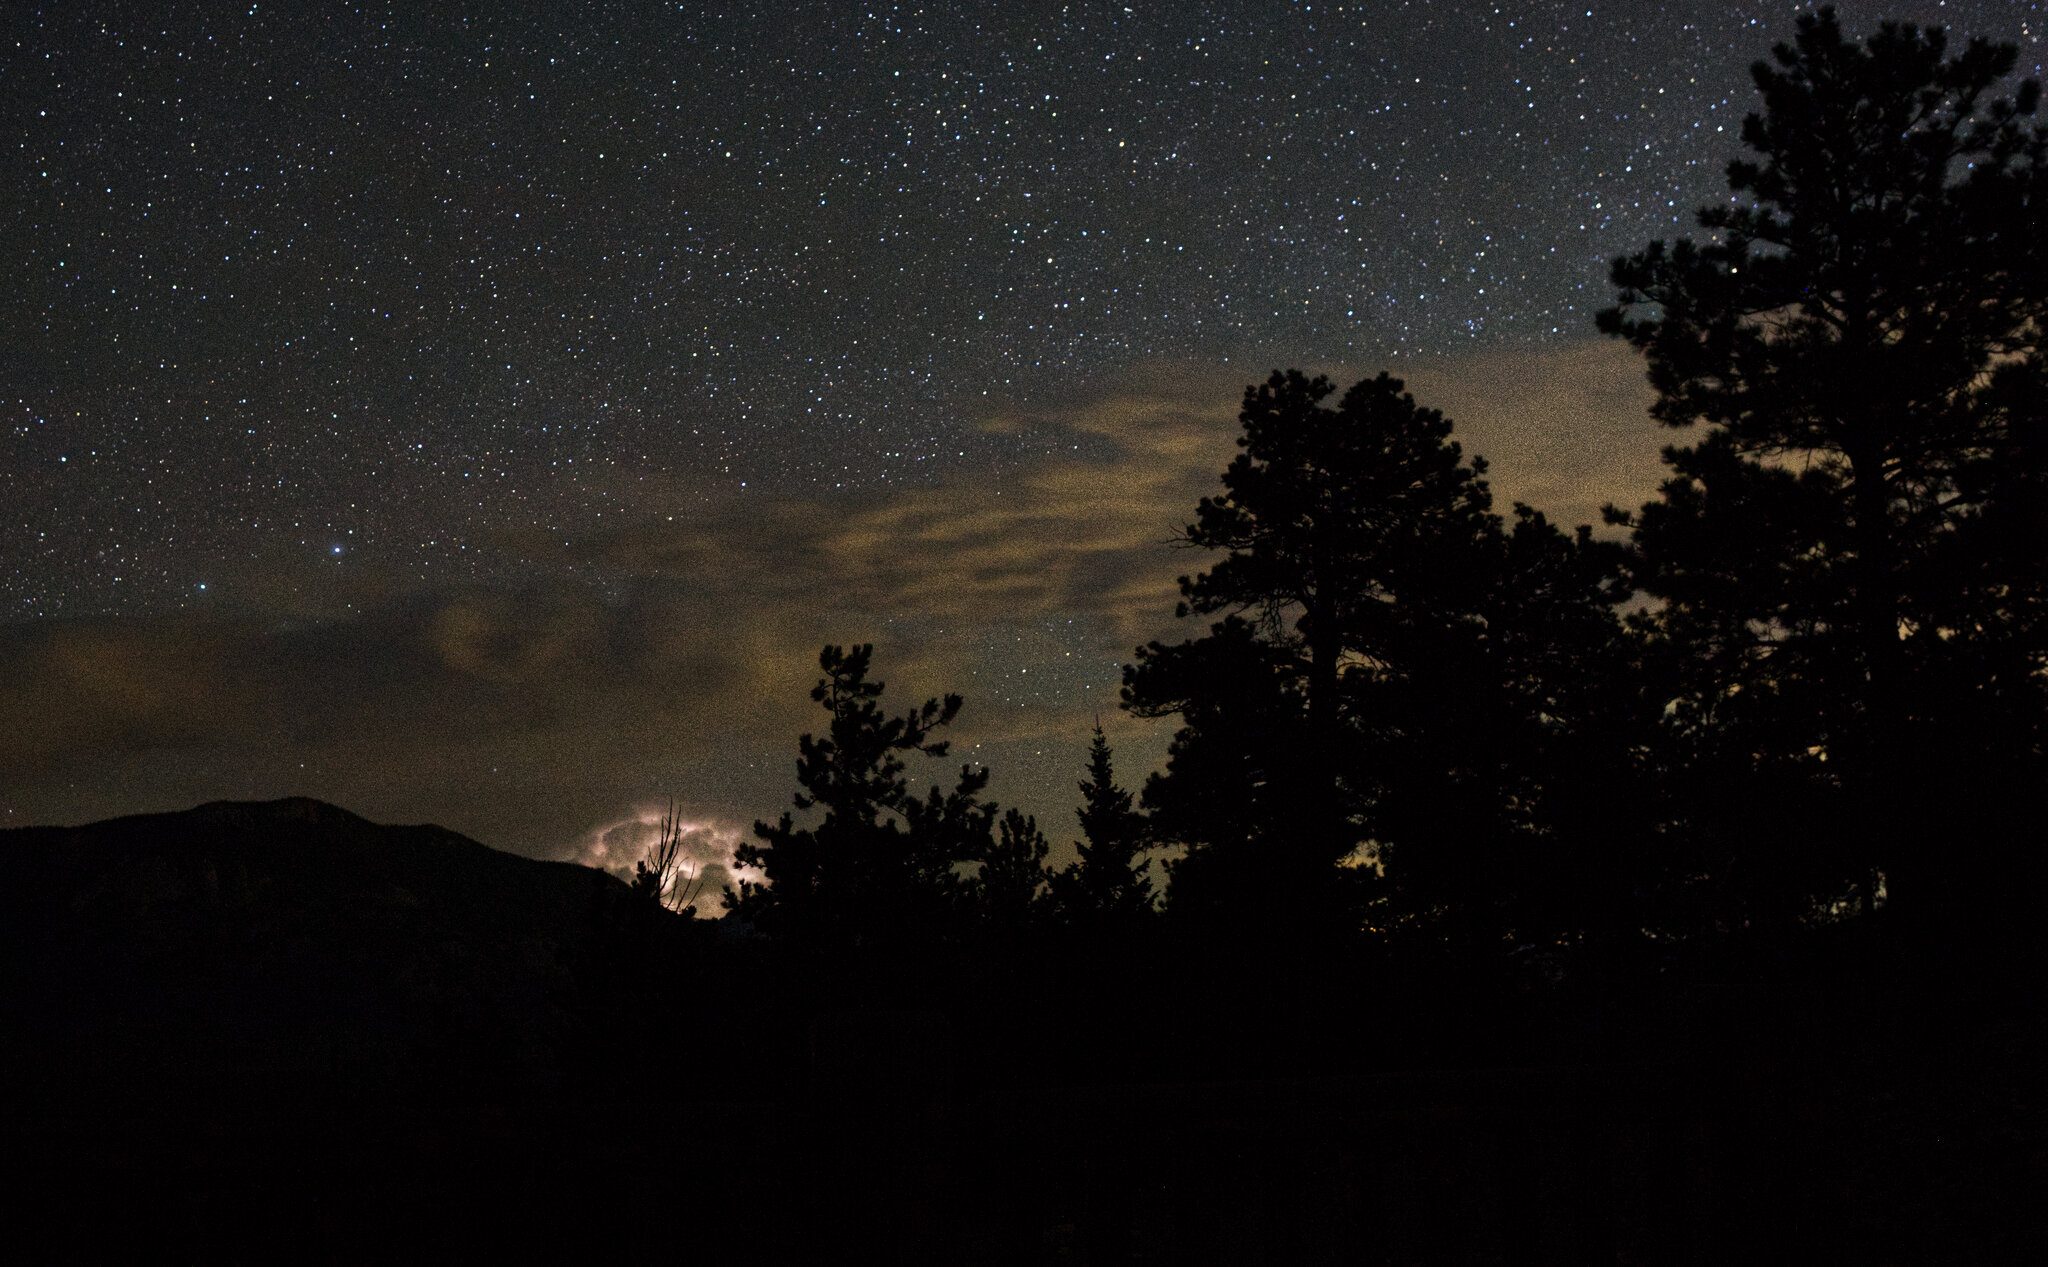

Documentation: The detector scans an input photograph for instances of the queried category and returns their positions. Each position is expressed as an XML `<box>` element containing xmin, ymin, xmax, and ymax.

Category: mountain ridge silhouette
<box><xmin>2</xmin><ymin>795</ymin><xmax>657</xmax><ymax>1135</ymax></box>
<box><xmin>2</xmin><ymin>796</ymin><xmax>759</xmax><ymax>1259</ymax></box>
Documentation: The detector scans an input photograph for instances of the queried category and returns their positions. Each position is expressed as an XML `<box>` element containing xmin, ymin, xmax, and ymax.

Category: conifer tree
<box><xmin>978</xmin><ymin>808</ymin><xmax>1052</xmax><ymax>935</ymax></box>
<box><xmin>1129</xmin><ymin>372</ymin><xmax>1638</xmax><ymax>941</ymax></box>
<box><xmin>1048</xmin><ymin>725</ymin><xmax>1152</xmax><ymax>926</ymax></box>
<box><xmin>1600</xmin><ymin>7</ymin><xmax>2047</xmax><ymax>914</ymax></box>
<box><xmin>726</xmin><ymin>645</ymin><xmax>991</xmax><ymax>947</ymax></box>
<box><xmin>1175</xmin><ymin>372</ymin><xmax>1500</xmax><ymax>874</ymax></box>
<box><xmin>1125</xmin><ymin>371</ymin><xmax>1505</xmax><ymax>932</ymax></box>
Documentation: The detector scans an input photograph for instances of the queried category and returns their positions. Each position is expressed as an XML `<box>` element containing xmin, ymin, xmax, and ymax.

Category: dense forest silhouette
<box><xmin>721</xmin><ymin>8</ymin><xmax>2048</xmax><ymax>956</ymax></box>
<box><xmin>9</xmin><ymin>10</ymin><xmax>2046</xmax><ymax>1261</ymax></box>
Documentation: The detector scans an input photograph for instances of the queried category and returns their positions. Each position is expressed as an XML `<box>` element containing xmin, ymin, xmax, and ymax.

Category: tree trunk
<box><xmin>1306</xmin><ymin>611</ymin><xmax>1344</xmax><ymax>887</ymax></box>
<box><xmin>1847</xmin><ymin>440</ymin><xmax>1905</xmax><ymax>911</ymax></box>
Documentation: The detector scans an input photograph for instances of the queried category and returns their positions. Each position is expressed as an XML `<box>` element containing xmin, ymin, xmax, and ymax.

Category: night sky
<box><xmin>5</xmin><ymin>2</ymin><xmax>2039</xmax><ymax>882</ymax></box>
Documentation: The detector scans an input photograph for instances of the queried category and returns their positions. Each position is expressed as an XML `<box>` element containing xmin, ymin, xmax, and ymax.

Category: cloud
<box><xmin>0</xmin><ymin>617</ymin><xmax>251</xmax><ymax>770</ymax></box>
<box><xmin>1393</xmin><ymin>338</ymin><xmax>1665</xmax><ymax>529</ymax></box>
<box><xmin>568</xmin><ymin>803</ymin><xmax>758</xmax><ymax>910</ymax></box>
<box><xmin>3</xmin><ymin>341</ymin><xmax>1671</xmax><ymax>867</ymax></box>
<box><xmin>0</xmin><ymin>584</ymin><xmax>815</xmax><ymax>857</ymax></box>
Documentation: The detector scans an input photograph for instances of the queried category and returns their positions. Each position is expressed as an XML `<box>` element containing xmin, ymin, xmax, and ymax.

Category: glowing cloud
<box><xmin>567</xmin><ymin>802</ymin><xmax>760</xmax><ymax>913</ymax></box>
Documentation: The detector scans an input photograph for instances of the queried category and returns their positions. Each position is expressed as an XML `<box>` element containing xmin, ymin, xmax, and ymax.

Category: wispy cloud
<box><xmin>3</xmin><ymin>343</ymin><xmax>1667</xmax><ymax>859</ymax></box>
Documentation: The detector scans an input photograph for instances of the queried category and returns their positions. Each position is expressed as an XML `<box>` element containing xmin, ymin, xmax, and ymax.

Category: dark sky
<box><xmin>4</xmin><ymin>2</ymin><xmax>2039</xmax><ymax>879</ymax></box>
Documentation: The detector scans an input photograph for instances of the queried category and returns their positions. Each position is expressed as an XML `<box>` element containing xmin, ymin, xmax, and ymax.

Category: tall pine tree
<box><xmin>1130</xmin><ymin>371</ymin><xmax>1638</xmax><ymax>943</ymax></box>
<box><xmin>1127</xmin><ymin>371</ymin><xmax>1504</xmax><ymax>935</ymax></box>
<box><xmin>1600</xmin><ymin>7</ymin><xmax>2048</xmax><ymax>917</ymax></box>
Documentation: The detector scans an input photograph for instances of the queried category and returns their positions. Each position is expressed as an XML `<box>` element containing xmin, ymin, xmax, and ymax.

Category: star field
<box><xmin>4</xmin><ymin>1</ymin><xmax>2041</xmax><ymax>854</ymax></box>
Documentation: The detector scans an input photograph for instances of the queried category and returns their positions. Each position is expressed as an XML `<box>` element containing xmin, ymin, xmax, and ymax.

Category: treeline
<box><xmin>686</xmin><ymin>10</ymin><xmax>2048</xmax><ymax>961</ymax></box>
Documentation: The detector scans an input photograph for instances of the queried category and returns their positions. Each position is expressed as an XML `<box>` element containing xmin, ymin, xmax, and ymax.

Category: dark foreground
<box><xmin>4</xmin><ymin>800</ymin><xmax>2041</xmax><ymax>1262</ymax></box>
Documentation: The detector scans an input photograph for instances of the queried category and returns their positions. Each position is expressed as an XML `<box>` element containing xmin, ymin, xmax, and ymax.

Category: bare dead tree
<box><xmin>632</xmin><ymin>798</ymin><xmax>710</xmax><ymax>916</ymax></box>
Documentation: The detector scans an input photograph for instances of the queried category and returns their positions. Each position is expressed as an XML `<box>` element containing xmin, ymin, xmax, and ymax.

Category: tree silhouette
<box><xmin>1127</xmin><ymin>371</ymin><xmax>1516</xmax><ymax>934</ymax></box>
<box><xmin>631</xmin><ymin>798</ymin><xmax>711</xmax><ymax>917</ymax></box>
<box><xmin>1185</xmin><ymin>371</ymin><xmax>1499</xmax><ymax>863</ymax></box>
<box><xmin>1124</xmin><ymin>615</ymin><xmax>1305</xmax><ymax>926</ymax></box>
<box><xmin>1599</xmin><ymin>7</ymin><xmax>2048</xmax><ymax>916</ymax></box>
<box><xmin>1047</xmin><ymin>725</ymin><xmax>1152</xmax><ymax>927</ymax></box>
<box><xmin>726</xmin><ymin>644</ymin><xmax>992</xmax><ymax>947</ymax></box>
<box><xmin>976</xmin><ymin>807</ymin><xmax>1052</xmax><ymax>937</ymax></box>
<box><xmin>1128</xmin><ymin>371</ymin><xmax>1645</xmax><ymax>943</ymax></box>
<box><xmin>1375</xmin><ymin>506</ymin><xmax>1648</xmax><ymax>943</ymax></box>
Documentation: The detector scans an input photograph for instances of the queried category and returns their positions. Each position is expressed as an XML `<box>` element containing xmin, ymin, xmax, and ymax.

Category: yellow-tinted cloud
<box><xmin>5</xmin><ymin>342</ymin><xmax>1671</xmax><ymax>866</ymax></box>
<box><xmin>0</xmin><ymin>619</ymin><xmax>246</xmax><ymax>771</ymax></box>
<box><xmin>1395</xmin><ymin>338</ymin><xmax>1665</xmax><ymax>528</ymax></box>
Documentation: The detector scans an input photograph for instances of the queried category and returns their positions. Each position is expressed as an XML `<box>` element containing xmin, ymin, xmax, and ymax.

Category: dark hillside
<box><xmin>4</xmin><ymin>797</ymin><xmax>639</xmax><ymax>1104</ymax></box>
<box><xmin>0</xmin><ymin>798</ymin><xmax>748</xmax><ymax>1258</ymax></box>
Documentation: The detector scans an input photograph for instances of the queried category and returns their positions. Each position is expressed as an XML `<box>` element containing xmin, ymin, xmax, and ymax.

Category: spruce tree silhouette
<box><xmin>727</xmin><ymin>644</ymin><xmax>993</xmax><ymax>948</ymax></box>
<box><xmin>1599</xmin><ymin>7</ymin><xmax>2048</xmax><ymax>920</ymax></box>
<box><xmin>1047</xmin><ymin>724</ymin><xmax>1153</xmax><ymax>928</ymax></box>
